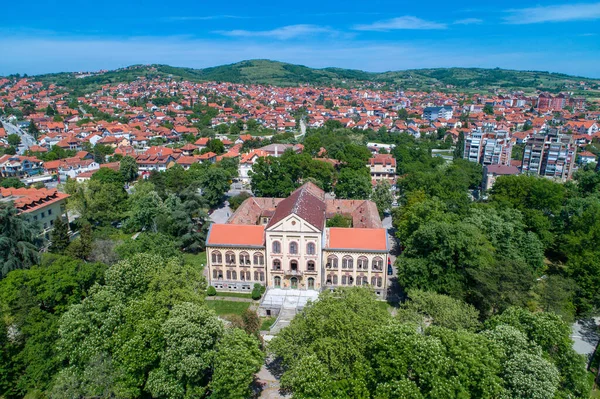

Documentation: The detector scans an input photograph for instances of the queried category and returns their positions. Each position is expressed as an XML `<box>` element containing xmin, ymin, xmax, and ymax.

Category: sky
<box><xmin>1</xmin><ymin>1</ymin><xmax>600</xmax><ymax>77</ymax></box>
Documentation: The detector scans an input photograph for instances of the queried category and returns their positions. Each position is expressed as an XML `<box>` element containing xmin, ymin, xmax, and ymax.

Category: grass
<box><xmin>206</xmin><ymin>300</ymin><xmax>250</xmax><ymax>316</ymax></box>
<box><xmin>214</xmin><ymin>291</ymin><xmax>254</xmax><ymax>299</ymax></box>
<box><xmin>182</xmin><ymin>252</ymin><xmax>206</xmax><ymax>272</ymax></box>
<box><xmin>261</xmin><ymin>317</ymin><xmax>277</xmax><ymax>331</ymax></box>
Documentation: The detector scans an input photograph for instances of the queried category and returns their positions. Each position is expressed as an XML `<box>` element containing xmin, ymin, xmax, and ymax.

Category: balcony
<box><xmin>284</xmin><ymin>269</ymin><xmax>303</xmax><ymax>276</ymax></box>
<box><xmin>304</xmin><ymin>268</ymin><xmax>318</xmax><ymax>275</ymax></box>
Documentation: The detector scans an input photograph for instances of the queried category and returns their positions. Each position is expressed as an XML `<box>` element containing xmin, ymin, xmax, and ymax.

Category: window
<box><xmin>211</xmin><ymin>251</ymin><xmax>222</xmax><ymax>264</ymax></box>
<box><xmin>43</xmin><ymin>222</ymin><xmax>48</xmax><ymax>229</ymax></box>
<box><xmin>272</xmin><ymin>241</ymin><xmax>281</xmax><ymax>253</ymax></box>
<box><xmin>226</xmin><ymin>270</ymin><xmax>231</xmax><ymax>279</ymax></box>
<box><xmin>246</xmin><ymin>271</ymin><xmax>251</xmax><ymax>281</ymax></box>
<box><xmin>232</xmin><ymin>271</ymin><xmax>237</xmax><ymax>280</ymax></box>
<box><xmin>333</xmin><ymin>275</ymin><xmax>338</xmax><ymax>284</ymax></box>
<box><xmin>326</xmin><ymin>275</ymin><xmax>333</xmax><ymax>285</ymax></box>
<box><xmin>213</xmin><ymin>270</ymin><xmax>218</xmax><ymax>279</ymax></box>
<box><xmin>41</xmin><ymin>212</ymin><xmax>45</xmax><ymax>218</ymax></box>
<box><xmin>348</xmin><ymin>276</ymin><xmax>354</xmax><ymax>285</ymax></box>
<box><xmin>306</xmin><ymin>242</ymin><xmax>315</xmax><ymax>255</ymax></box>
<box><xmin>342</xmin><ymin>256</ymin><xmax>354</xmax><ymax>270</ymax></box>
<box><xmin>241</xmin><ymin>272</ymin><xmax>246</xmax><ymax>281</ymax></box>
<box><xmin>274</xmin><ymin>276</ymin><xmax>281</xmax><ymax>288</ymax></box>
<box><xmin>357</xmin><ymin>256</ymin><xmax>368</xmax><ymax>270</ymax></box>
<box><xmin>372</xmin><ymin>257</ymin><xmax>384</xmax><ymax>271</ymax></box>
<box><xmin>225</xmin><ymin>251</ymin><xmax>236</xmax><ymax>264</ymax></box>
<box><xmin>341</xmin><ymin>275</ymin><xmax>347</xmax><ymax>285</ymax></box>
<box><xmin>290</xmin><ymin>260</ymin><xmax>298</xmax><ymax>271</ymax></box>
<box><xmin>253</xmin><ymin>253</ymin><xmax>264</xmax><ymax>265</ymax></box>
<box><xmin>260</xmin><ymin>272</ymin><xmax>265</xmax><ymax>281</ymax></box>
<box><xmin>254</xmin><ymin>271</ymin><xmax>259</xmax><ymax>281</ymax></box>
<box><xmin>33</xmin><ymin>215</ymin><xmax>38</xmax><ymax>221</ymax></box>
<box><xmin>273</xmin><ymin>259</ymin><xmax>281</xmax><ymax>270</ymax></box>
<box><xmin>371</xmin><ymin>276</ymin><xmax>377</xmax><ymax>286</ymax></box>
<box><xmin>48</xmin><ymin>209</ymin><xmax>52</xmax><ymax>215</ymax></box>
<box><xmin>377</xmin><ymin>277</ymin><xmax>383</xmax><ymax>287</ymax></box>
<box><xmin>308</xmin><ymin>278</ymin><xmax>315</xmax><ymax>289</ymax></box>
<box><xmin>289</xmin><ymin>241</ymin><xmax>298</xmax><ymax>254</ymax></box>
<box><xmin>307</xmin><ymin>261</ymin><xmax>315</xmax><ymax>272</ymax></box>
<box><xmin>327</xmin><ymin>255</ymin><xmax>338</xmax><ymax>269</ymax></box>
<box><xmin>239</xmin><ymin>251</ymin><xmax>250</xmax><ymax>265</ymax></box>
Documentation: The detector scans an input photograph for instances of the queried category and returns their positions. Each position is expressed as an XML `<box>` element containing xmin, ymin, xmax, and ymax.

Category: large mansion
<box><xmin>206</xmin><ymin>183</ymin><xmax>389</xmax><ymax>297</ymax></box>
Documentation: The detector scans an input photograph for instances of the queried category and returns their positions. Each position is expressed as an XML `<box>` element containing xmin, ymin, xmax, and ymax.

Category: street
<box><xmin>0</xmin><ymin>118</ymin><xmax>36</xmax><ymax>154</ymax></box>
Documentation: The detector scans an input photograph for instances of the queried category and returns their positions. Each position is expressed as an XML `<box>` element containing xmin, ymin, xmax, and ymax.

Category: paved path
<box><xmin>205</xmin><ymin>296</ymin><xmax>255</xmax><ymax>302</ymax></box>
<box><xmin>209</xmin><ymin>200</ymin><xmax>232</xmax><ymax>224</ymax></box>
<box><xmin>0</xmin><ymin>118</ymin><xmax>35</xmax><ymax>154</ymax></box>
<box><xmin>571</xmin><ymin>318</ymin><xmax>599</xmax><ymax>362</ymax></box>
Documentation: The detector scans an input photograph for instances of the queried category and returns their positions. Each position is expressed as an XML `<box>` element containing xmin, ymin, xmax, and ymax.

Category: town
<box><xmin>1</xmin><ymin>61</ymin><xmax>600</xmax><ymax>399</ymax></box>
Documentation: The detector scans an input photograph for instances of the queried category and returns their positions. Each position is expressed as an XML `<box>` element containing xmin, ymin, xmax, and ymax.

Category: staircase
<box><xmin>269</xmin><ymin>308</ymin><xmax>296</xmax><ymax>334</ymax></box>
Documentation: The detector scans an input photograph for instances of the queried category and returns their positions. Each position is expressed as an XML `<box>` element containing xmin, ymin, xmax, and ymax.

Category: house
<box><xmin>238</xmin><ymin>150</ymin><xmax>268</xmax><ymax>186</ymax></box>
<box><xmin>367</xmin><ymin>154</ymin><xmax>396</xmax><ymax>185</ymax></box>
<box><xmin>482</xmin><ymin>164</ymin><xmax>520</xmax><ymax>191</ymax></box>
<box><xmin>423</xmin><ymin>106</ymin><xmax>453</xmax><ymax>121</ymax></box>
<box><xmin>0</xmin><ymin>155</ymin><xmax>44</xmax><ymax>178</ymax></box>
<box><xmin>206</xmin><ymin>183</ymin><xmax>389</xmax><ymax>305</ymax></box>
<box><xmin>577</xmin><ymin>150</ymin><xmax>597</xmax><ymax>165</ymax></box>
<box><xmin>0</xmin><ymin>187</ymin><xmax>69</xmax><ymax>239</ymax></box>
<box><xmin>258</xmin><ymin>143</ymin><xmax>303</xmax><ymax>157</ymax></box>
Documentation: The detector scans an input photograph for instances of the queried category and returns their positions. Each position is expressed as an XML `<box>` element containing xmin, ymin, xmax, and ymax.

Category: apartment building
<box><xmin>464</xmin><ymin>131</ymin><xmax>512</xmax><ymax>166</ymax></box>
<box><xmin>521</xmin><ymin>132</ymin><xmax>576</xmax><ymax>180</ymax></box>
<box><xmin>423</xmin><ymin>106</ymin><xmax>453</xmax><ymax>121</ymax></box>
<box><xmin>368</xmin><ymin>153</ymin><xmax>396</xmax><ymax>184</ymax></box>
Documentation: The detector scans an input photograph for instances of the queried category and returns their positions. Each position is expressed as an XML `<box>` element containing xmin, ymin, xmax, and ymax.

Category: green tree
<box><xmin>49</xmin><ymin>217</ymin><xmax>70</xmax><ymax>254</ymax></box>
<box><xmin>334</xmin><ymin>167</ymin><xmax>371</xmax><ymax>199</ymax></box>
<box><xmin>228</xmin><ymin>192</ymin><xmax>251</xmax><ymax>211</ymax></box>
<box><xmin>1</xmin><ymin>178</ymin><xmax>25</xmax><ymax>189</ymax></box>
<box><xmin>66</xmin><ymin>224</ymin><xmax>93</xmax><ymax>261</ymax></box>
<box><xmin>91</xmin><ymin>167</ymin><xmax>124</xmax><ymax>185</ymax></box>
<box><xmin>119</xmin><ymin>156</ymin><xmax>138</xmax><ymax>183</ymax></box>
<box><xmin>0</xmin><ymin>203</ymin><xmax>40</xmax><ymax>278</ymax></box>
<box><xmin>125</xmin><ymin>182</ymin><xmax>164</xmax><ymax>232</ymax></box>
<box><xmin>326</xmin><ymin>213</ymin><xmax>352</xmax><ymax>228</ymax></box>
<box><xmin>371</xmin><ymin>180</ymin><xmax>394</xmax><ymax>217</ymax></box>
<box><xmin>7</xmin><ymin>134</ymin><xmax>20</xmax><ymax>147</ymax></box>
<box><xmin>249</xmin><ymin>157</ymin><xmax>296</xmax><ymax>198</ymax></box>
<box><xmin>199</xmin><ymin>167</ymin><xmax>230</xmax><ymax>208</ymax></box>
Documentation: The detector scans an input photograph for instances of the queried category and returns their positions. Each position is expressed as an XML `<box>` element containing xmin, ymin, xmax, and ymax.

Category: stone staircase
<box><xmin>269</xmin><ymin>308</ymin><xmax>296</xmax><ymax>334</ymax></box>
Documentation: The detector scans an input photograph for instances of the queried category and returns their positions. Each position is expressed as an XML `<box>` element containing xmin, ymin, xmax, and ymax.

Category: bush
<box><xmin>251</xmin><ymin>284</ymin><xmax>264</xmax><ymax>300</ymax></box>
<box><xmin>207</xmin><ymin>286</ymin><xmax>217</xmax><ymax>296</ymax></box>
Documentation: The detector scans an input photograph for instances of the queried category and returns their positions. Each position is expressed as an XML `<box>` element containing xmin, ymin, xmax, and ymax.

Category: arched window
<box><xmin>289</xmin><ymin>241</ymin><xmax>298</xmax><ymax>254</ymax></box>
<box><xmin>211</xmin><ymin>251</ymin><xmax>222</xmax><ymax>264</ymax></box>
<box><xmin>246</xmin><ymin>271</ymin><xmax>251</xmax><ymax>281</ymax></box>
<box><xmin>308</xmin><ymin>278</ymin><xmax>315</xmax><ymax>289</ymax></box>
<box><xmin>327</xmin><ymin>255</ymin><xmax>338</xmax><ymax>269</ymax></box>
<box><xmin>372</xmin><ymin>256</ymin><xmax>384</xmax><ymax>271</ymax></box>
<box><xmin>253</xmin><ymin>252</ymin><xmax>264</xmax><ymax>265</ymax></box>
<box><xmin>342</xmin><ymin>256</ymin><xmax>354</xmax><ymax>269</ymax></box>
<box><xmin>333</xmin><ymin>275</ymin><xmax>338</xmax><ymax>284</ymax></box>
<box><xmin>371</xmin><ymin>276</ymin><xmax>377</xmax><ymax>286</ymax></box>
<box><xmin>259</xmin><ymin>272</ymin><xmax>265</xmax><ymax>281</ymax></box>
<box><xmin>274</xmin><ymin>276</ymin><xmax>281</xmax><ymax>288</ymax></box>
<box><xmin>377</xmin><ymin>277</ymin><xmax>383</xmax><ymax>287</ymax></box>
<box><xmin>273</xmin><ymin>259</ymin><xmax>281</xmax><ymax>270</ymax></box>
<box><xmin>306</xmin><ymin>242</ymin><xmax>316</xmax><ymax>255</ymax></box>
<box><xmin>254</xmin><ymin>271</ymin><xmax>259</xmax><ymax>281</ymax></box>
<box><xmin>341</xmin><ymin>275</ymin><xmax>347</xmax><ymax>285</ymax></box>
<box><xmin>240</xmin><ymin>272</ymin><xmax>246</xmax><ymax>281</ymax></box>
<box><xmin>326</xmin><ymin>274</ymin><xmax>333</xmax><ymax>285</ymax></box>
<box><xmin>217</xmin><ymin>270</ymin><xmax>223</xmax><ymax>279</ymax></box>
<box><xmin>290</xmin><ymin>260</ymin><xmax>298</xmax><ymax>271</ymax></box>
<box><xmin>225</xmin><ymin>251</ymin><xmax>236</xmax><ymax>264</ymax></box>
<box><xmin>226</xmin><ymin>270</ymin><xmax>231</xmax><ymax>279</ymax></box>
<box><xmin>212</xmin><ymin>269</ymin><xmax>217</xmax><ymax>278</ymax></box>
<box><xmin>239</xmin><ymin>251</ymin><xmax>250</xmax><ymax>265</ymax></box>
<box><xmin>348</xmin><ymin>276</ymin><xmax>354</xmax><ymax>285</ymax></box>
<box><xmin>307</xmin><ymin>260</ymin><xmax>315</xmax><ymax>272</ymax></box>
<box><xmin>272</xmin><ymin>241</ymin><xmax>281</xmax><ymax>253</ymax></box>
<box><xmin>357</xmin><ymin>256</ymin><xmax>368</xmax><ymax>270</ymax></box>
<box><xmin>232</xmin><ymin>271</ymin><xmax>237</xmax><ymax>280</ymax></box>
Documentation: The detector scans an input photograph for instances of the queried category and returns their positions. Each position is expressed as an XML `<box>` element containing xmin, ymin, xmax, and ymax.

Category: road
<box><xmin>0</xmin><ymin>118</ymin><xmax>36</xmax><ymax>154</ymax></box>
<box><xmin>571</xmin><ymin>317</ymin><xmax>599</xmax><ymax>362</ymax></box>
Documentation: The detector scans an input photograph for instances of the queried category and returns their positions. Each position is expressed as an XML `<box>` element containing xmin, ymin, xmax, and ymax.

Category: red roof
<box><xmin>327</xmin><ymin>228</ymin><xmax>387</xmax><ymax>251</ymax></box>
<box><xmin>207</xmin><ymin>224</ymin><xmax>265</xmax><ymax>247</ymax></box>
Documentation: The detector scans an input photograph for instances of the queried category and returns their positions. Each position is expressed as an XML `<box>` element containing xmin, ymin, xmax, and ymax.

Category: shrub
<box><xmin>207</xmin><ymin>286</ymin><xmax>217</xmax><ymax>296</ymax></box>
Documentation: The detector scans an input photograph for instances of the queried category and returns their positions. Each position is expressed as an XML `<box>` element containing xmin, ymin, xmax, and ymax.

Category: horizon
<box><xmin>1</xmin><ymin>0</ymin><xmax>600</xmax><ymax>78</ymax></box>
<box><xmin>4</xmin><ymin>59</ymin><xmax>600</xmax><ymax>81</ymax></box>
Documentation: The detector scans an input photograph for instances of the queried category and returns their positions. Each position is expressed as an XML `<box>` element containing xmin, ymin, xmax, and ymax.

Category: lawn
<box><xmin>206</xmin><ymin>300</ymin><xmax>250</xmax><ymax>316</ymax></box>
<box><xmin>214</xmin><ymin>291</ymin><xmax>254</xmax><ymax>299</ymax></box>
<box><xmin>182</xmin><ymin>252</ymin><xmax>206</xmax><ymax>272</ymax></box>
<box><xmin>260</xmin><ymin>317</ymin><xmax>277</xmax><ymax>331</ymax></box>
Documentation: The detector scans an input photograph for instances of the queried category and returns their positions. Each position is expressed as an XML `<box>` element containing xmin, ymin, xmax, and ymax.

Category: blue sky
<box><xmin>1</xmin><ymin>1</ymin><xmax>600</xmax><ymax>77</ymax></box>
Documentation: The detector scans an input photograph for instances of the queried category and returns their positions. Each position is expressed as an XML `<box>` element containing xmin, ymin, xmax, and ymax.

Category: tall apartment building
<box><xmin>423</xmin><ymin>106</ymin><xmax>453</xmax><ymax>121</ymax></box>
<box><xmin>521</xmin><ymin>132</ymin><xmax>576</xmax><ymax>180</ymax></box>
<box><xmin>464</xmin><ymin>131</ymin><xmax>512</xmax><ymax>166</ymax></box>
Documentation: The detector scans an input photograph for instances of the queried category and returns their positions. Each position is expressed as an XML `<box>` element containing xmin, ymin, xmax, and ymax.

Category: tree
<box><xmin>119</xmin><ymin>156</ymin><xmax>138</xmax><ymax>183</ymax></box>
<box><xmin>116</xmin><ymin>233</ymin><xmax>180</xmax><ymax>260</ymax></box>
<box><xmin>66</xmin><ymin>224</ymin><xmax>93</xmax><ymax>261</ymax></box>
<box><xmin>249</xmin><ymin>157</ymin><xmax>295</xmax><ymax>198</ymax></box>
<box><xmin>371</xmin><ymin>180</ymin><xmax>394</xmax><ymax>217</ymax></box>
<box><xmin>209</xmin><ymin>328</ymin><xmax>263</xmax><ymax>399</ymax></box>
<box><xmin>0</xmin><ymin>203</ymin><xmax>40</xmax><ymax>278</ymax></box>
<box><xmin>199</xmin><ymin>167</ymin><xmax>230</xmax><ymax>208</ymax></box>
<box><xmin>483</xmin><ymin>104</ymin><xmax>494</xmax><ymax>115</ymax></box>
<box><xmin>49</xmin><ymin>217</ymin><xmax>70</xmax><ymax>254</ymax></box>
<box><xmin>125</xmin><ymin>182</ymin><xmax>164</xmax><ymax>232</ymax></box>
<box><xmin>7</xmin><ymin>134</ymin><xmax>20</xmax><ymax>147</ymax></box>
<box><xmin>228</xmin><ymin>192</ymin><xmax>251</xmax><ymax>211</ymax></box>
<box><xmin>326</xmin><ymin>213</ymin><xmax>352</xmax><ymax>228</ymax></box>
<box><xmin>206</xmin><ymin>139</ymin><xmax>225</xmax><ymax>155</ymax></box>
<box><xmin>453</xmin><ymin>131</ymin><xmax>465</xmax><ymax>159</ymax></box>
<box><xmin>334</xmin><ymin>167</ymin><xmax>371</xmax><ymax>199</ymax></box>
<box><xmin>1</xmin><ymin>177</ymin><xmax>25</xmax><ymax>189</ymax></box>
<box><xmin>0</xmin><ymin>255</ymin><xmax>106</xmax><ymax>397</ymax></box>
<box><xmin>91</xmin><ymin>167</ymin><xmax>124</xmax><ymax>185</ymax></box>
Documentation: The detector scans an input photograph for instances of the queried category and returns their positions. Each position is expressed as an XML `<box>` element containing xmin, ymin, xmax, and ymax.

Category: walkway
<box><xmin>261</xmin><ymin>288</ymin><xmax>320</xmax><ymax>310</ymax></box>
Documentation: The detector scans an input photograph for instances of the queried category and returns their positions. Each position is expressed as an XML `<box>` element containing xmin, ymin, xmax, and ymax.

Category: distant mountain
<box><xmin>31</xmin><ymin>59</ymin><xmax>600</xmax><ymax>96</ymax></box>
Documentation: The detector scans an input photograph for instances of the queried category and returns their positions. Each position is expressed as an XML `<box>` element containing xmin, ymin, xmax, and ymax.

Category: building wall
<box><xmin>207</xmin><ymin>246</ymin><xmax>267</xmax><ymax>292</ymax></box>
<box><xmin>322</xmin><ymin>250</ymin><xmax>387</xmax><ymax>298</ymax></box>
<box><xmin>22</xmin><ymin>199</ymin><xmax>68</xmax><ymax>238</ymax></box>
<box><xmin>266</xmin><ymin>214</ymin><xmax>322</xmax><ymax>290</ymax></box>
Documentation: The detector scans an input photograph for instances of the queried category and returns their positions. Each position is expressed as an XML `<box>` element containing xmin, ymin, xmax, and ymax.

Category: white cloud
<box><xmin>216</xmin><ymin>24</ymin><xmax>338</xmax><ymax>40</ymax></box>
<box><xmin>453</xmin><ymin>18</ymin><xmax>483</xmax><ymax>25</ymax></box>
<box><xmin>353</xmin><ymin>16</ymin><xmax>447</xmax><ymax>31</ymax></box>
<box><xmin>504</xmin><ymin>2</ymin><xmax>600</xmax><ymax>24</ymax></box>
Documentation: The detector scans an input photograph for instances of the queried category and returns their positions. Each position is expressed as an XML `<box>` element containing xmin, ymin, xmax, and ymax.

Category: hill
<box><xmin>31</xmin><ymin>60</ymin><xmax>600</xmax><ymax>96</ymax></box>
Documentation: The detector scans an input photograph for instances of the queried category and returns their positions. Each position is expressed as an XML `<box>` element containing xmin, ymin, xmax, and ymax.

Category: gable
<box><xmin>266</xmin><ymin>213</ymin><xmax>321</xmax><ymax>233</ymax></box>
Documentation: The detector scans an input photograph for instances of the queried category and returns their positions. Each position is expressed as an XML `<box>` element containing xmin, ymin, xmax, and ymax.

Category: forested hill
<box><xmin>29</xmin><ymin>59</ymin><xmax>600</xmax><ymax>94</ymax></box>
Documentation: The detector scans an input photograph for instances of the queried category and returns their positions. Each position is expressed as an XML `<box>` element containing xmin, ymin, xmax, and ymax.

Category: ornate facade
<box><xmin>206</xmin><ymin>183</ymin><xmax>389</xmax><ymax>297</ymax></box>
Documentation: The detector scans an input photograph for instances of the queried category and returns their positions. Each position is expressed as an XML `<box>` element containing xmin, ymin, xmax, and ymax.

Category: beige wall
<box><xmin>207</xmin><ymin>246</ymin><xmax>267</xmax><ymax>291</ymax></box>
<box><xmin>266</xmin><ymin>214</ymin><xmax>322</xmax><ymax>290</ymax></box>
<box><xmin>23</xmin><ymin>200</ymin><xmax>68</xmax><ymax>238</ymax></box>
<box><xmin>322</xmin><ymin>250</ymin><xmax>387</xmax><ymax>297</ymax></box>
